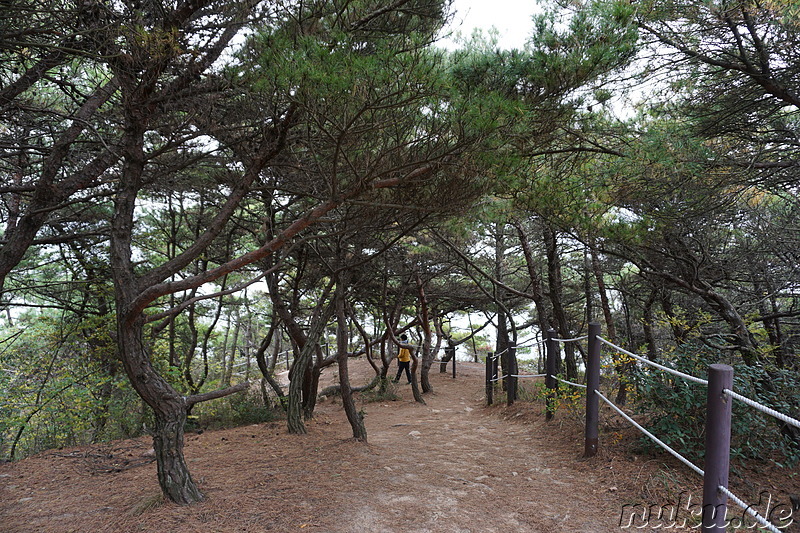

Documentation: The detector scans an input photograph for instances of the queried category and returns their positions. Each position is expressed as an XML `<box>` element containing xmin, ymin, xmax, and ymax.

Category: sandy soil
<box><xmin>1</xmin><ymin>359</ymin><xmax>797</xmax><ymax>532</ymax></box>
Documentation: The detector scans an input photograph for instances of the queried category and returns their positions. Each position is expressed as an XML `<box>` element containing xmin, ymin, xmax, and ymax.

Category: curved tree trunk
<box><xmin>544</xmin><ymin>224</ymin><xmax>575</xmax><ymax>379</ymax></box>
<box><xmin>409</xmin><ymin>350</ymin><xmax>425</xmax><ymax>405</ymax></box>
<box><xmin>111</xmin><ymin>133</ymin><xmax>204</xmax><ymax>503</ymax></box>
<box><xmin>589</xmin><ymin>239</ymin><xmax>631</xmax><ymax>404</ymax></box>
<box><xmin>513</xmin><ymin>220</ymin><xmax>551</xmax><ymax>335</ymax></box>
<box><xmin>645</xmin><ymin>267</ymin><xmax>762</xmax><ymax>365</ymax></box>
<box><xmin>416</xmin><ymin>273</ymin><xmax>434</xmax><ymax>394</ymax></box>
<box><xmin>152</xmin><ymin>401</ymin><xmax>203</xmax><ymax>504</ymax></box>
<box><xmin>285</xmin><ymin>291</ymin><xmax>334</xmax><ymax>434</ymax></box>
<box><xmin>335</xmin><ymin>275</ymin><xmax>367</xmax><ymax>441</ymax></box>
<box><xmin>254</xmin><ymin>318</ymin><xmax>287</xmax><ymax>409</ymax></box>
<box><xmin>287</xmin><ymin>343</ymin><xmax>313</xmax><ymax>435</ymax></box>
<box><xmin>117</xmin><ymin>317</ymin><xmax>203</xmax><ymax>504</ymax></box>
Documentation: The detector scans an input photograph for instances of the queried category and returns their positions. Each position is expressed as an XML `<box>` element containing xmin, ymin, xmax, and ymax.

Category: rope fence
<box><xmin>719</xmin><ymin>486</ymin><xmax>783</xmax><ymax>533</ymax></box>
<box><xmin>597</xmin><ymin>337</ymin><xmax>709</xmax><ymax>386</ymax></box>
<box><xmin>595</xmin><ymin>389</ymin><xmax>705</xmax><ymax>477</ymax></box>
<box><xmin>552</xmin><ymin>335</ymin><xmax>588</xmax><ymax>343</ymax></box>
<box><xmin>553</xmin><ymin>376</ymin><xmax>587</xmax><ymax>389</ymax></box>
<box><xmin>723</xmin><ymin>387</ymin><xmax>800</xmax><ymax>430</ymax></box>
<box><xmin>516</xmin><ymin>338</ymin><xmax>546</xmax><ymax>349</ymax></box>
<box><xmin>484</xmin><ymin>324</ymin><xmax>798</xmax><ymax>532</ymax></box>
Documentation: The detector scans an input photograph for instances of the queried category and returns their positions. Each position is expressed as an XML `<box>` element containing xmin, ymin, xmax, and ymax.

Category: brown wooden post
<box><xmin>702</xmin><ymin>364</ymin><xmax>733</xmax><ymax>532</ymax></box>
<box><xmin>485</xmin><ymin>352</ymin><xmax>494</xmax><ymax>406</ymax></box>
<box><xmin>545</xmin><ymin>329</ymin><xmax>558</xmax><ymax>421</ymax></box>
<box><xmin>452</xmin><ymin>346</ymin><xmax>456</xmax><ymax>379</ymax></box>
<box><xmin>584</xmin><ymin>322</ymin><xmax>601</xmax><ymax>457</ymax></box>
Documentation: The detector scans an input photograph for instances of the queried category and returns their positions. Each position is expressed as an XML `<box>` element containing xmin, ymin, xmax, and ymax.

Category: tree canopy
<box><xmin>2</xmin><ymin>0</ymin><xmax>800</xmax><ymax>507</ymax></box>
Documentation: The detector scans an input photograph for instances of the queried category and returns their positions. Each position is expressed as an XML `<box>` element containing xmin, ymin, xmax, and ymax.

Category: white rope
<box><xmin>552</xmin><ymin>335</ymin><xmax>588</xmax><ymax>344</ymax></box>
<box><xmin>597</xmin><ymin>336</ymin><xmax>709</xmax><ymax>386</ymax></box>
<box><xmin>517</xmin><ymin>339</ymin><xmax>546</xmax><ymax>349</ymax></box>
<box><xmin>490</xmin><ymin>348</ymin><xmax>509</xmax><ymax>359</ymax></box>
<box><xmin>554</xmin><ymin>376</ymin><xmax>587</xmax><ymax>389</ymax></box>
<box><xmin>489</xmin><ymin>374</ymin><xmax>508</xmax><ymax>383</ymax></box>
<box><xmin>511</xmin><ymin>373</ymin><xmax>547</xmax><ymax>379</ymax></box>
<box><xmin>596</xmin><ymin>390</ymin><xmax>705</xmax><ymax>477</ymax></box>
<box><xmin>723</xmin><ymin>388</ymin><xmax>800</xmax><ymax>430</ymax></box>
<box><xmin>718</xmin><ymin>486</ymin><xmax>782</xmax><ymax>533</ymax></box>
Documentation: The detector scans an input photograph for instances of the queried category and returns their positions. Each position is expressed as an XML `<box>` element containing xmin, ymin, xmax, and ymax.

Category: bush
<box><xmin>359</xmin><ymin>378</ymin><xmax>401</xmax><ymax>403</ymax></box>
<box><xmin>0</xmin><ymin>316</ymin><xmax>148</xmax><ymax>460</ymax></box>
<box><xmin>631</xmin><ymin>344</ymin><xmax>800</xmax><ymax>468</ymax></box>
<box><xmin>189</xmin><ymin>388</ymin><xmax>282</xmax><ymax>430</ymax></box>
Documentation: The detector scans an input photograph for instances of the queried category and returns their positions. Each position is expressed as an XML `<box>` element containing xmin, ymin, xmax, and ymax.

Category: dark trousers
<box><xmin>395</xmin><ymin>361</ymin><xmax>411</xmax><ymax>383</ymax></box>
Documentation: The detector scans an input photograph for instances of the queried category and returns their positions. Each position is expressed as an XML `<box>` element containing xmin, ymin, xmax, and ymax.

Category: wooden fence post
<box><xmin>485</xmin><ymin>352</ymin><xmax>494</xmax><ymax>406</ymax></box>
<box><xmin>585</xmin><ymin>322</ymin><xmax>601</xmax><ymax>457</ymax></box>
<box><xmin>545</xmin><ymin>329</ymin><xmax>558</xmax><ymax>421</ymax></box>
<box><xmin>702</xmin><ymin>364</ymin><xmax>733</xmax><ymax>531</ymax></box>
<box><xmin>452</xmin><ymin>346</ymin><xmax>456</xmax><ymax>379</ymax></box>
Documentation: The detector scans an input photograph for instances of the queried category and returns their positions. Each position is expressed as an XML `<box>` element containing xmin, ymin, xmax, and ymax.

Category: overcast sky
<box><xmin>441</xmin><ymin>1</ymin><xmax>541</xmax><ymax>49</ymax></box>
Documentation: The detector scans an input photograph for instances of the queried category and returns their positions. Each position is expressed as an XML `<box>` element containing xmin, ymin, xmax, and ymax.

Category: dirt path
<box><xmin>345</xmin><ymin>364</ymin><xmax>625</xmax><ymax>532</ymax></box>
<box><xmin>1</xmin><ymin>361</ymin><xmax>637</xmax><ymax>532</ymax></box>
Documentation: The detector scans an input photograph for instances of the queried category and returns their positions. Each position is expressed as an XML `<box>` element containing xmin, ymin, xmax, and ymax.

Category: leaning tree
<box><xmin>1</xmin><ymin>0</ymin><xmax>476</xmax><ymax>504</ymax></box>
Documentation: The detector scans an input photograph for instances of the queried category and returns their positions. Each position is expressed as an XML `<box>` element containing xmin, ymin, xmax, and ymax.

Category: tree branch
<box><xmin>185</xmin><ymin>382</ymin><xmax>249</xmax><ymax>408</ymax></box>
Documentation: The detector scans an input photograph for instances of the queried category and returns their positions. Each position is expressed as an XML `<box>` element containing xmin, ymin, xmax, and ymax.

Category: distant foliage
<box><xmin>0</xmin><ymin>313</ymin><xmax>143</xmax><ymax>460</ymax></box>
<box><xmin>0</xmin><ymin>311</ymin><xmax>275</xmax><ymax>460</ymax></box>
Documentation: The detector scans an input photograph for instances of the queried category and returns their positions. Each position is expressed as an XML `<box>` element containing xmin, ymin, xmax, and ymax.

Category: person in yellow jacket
<box><xmin>392</xmin><ymin>334</ymin><xmax>413</xmax><ymax>384</ymax></box>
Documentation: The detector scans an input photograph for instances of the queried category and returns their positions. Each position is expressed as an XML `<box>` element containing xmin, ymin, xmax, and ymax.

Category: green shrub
<box><xmin>359</xmin><ymin>378</ymin><xmax>401</xmax><ymax>403</ymax></box>
<box><xmin>190</xmin><ymin>388</ymin><xmax>281</xmax><ymax>430</ymax></box>
<box><xmin>631</xmin><ymin>344</ymin><xmax>800</xmax><ymax>468</ymax></box>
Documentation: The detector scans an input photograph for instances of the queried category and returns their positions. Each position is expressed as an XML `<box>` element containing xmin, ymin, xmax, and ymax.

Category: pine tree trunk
<box><xmin>513</xmin><ymin>220</ymin><xmax>552</xmax><ymax>334</ymax></box>
<box><xmin>117</xmin><ymin>317</ymin><xmax>203</xmax><ymax>504</ymax></box>
<box><xmin>111</xmin><ymin>168</ymin><xmax>203</xmax><ymax>504</ymax></box>
<box><xmin>287</xmin><ymin>346</ymin><xmax>312</xmax><ymax>435</ymax></box>
<box><xmin>335</xmin><ymin>277</ymin><xmax>367</xmax><ymax>441</ymax></box>
<box><xmin>223</xmin><ymin>315</ymin><xmax>240</xmax><ymax>387</ymax></box>
<box><xmin>589</xmin><ymin>240</ymin><xmax>629</xmax><ymax>404</ymax></box>
<box><xmin>410</xmin><ymin>353</ymin><xmax>425</xmax><ymax>405</ymax></box>
<box><xmin>152</xmin><ymin>403</ymin><xmax>203</xmax><ymax>504</ymax></box>
<box><xmin>303</xmin><ymin>363</ymin><xmax>321</xmax><ymax>420</ymax></box>
<box><xmin>544</xmin><ymin>224</ymin><xmax>571</xmax><ymax>377</ymax></box>
<box><xmin>286</xmin><ymin>292</ymin><xmax>334</xmax><ymax>434</ymax></box>
<box><xmin>416</xmin><ymin>273</ymin><xmax>434</xmax><ymax>394</ymax></box>
<box><xmin>338</xmin><ymin>355</ymin><xmax>366</xmax><ymax>440</ymax></box>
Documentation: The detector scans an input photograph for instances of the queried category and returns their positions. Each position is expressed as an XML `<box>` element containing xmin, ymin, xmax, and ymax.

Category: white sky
<box><xmin>441</xmin><ymin>0</ymin><xmax>542</xmax><ymax>50</ymax></box>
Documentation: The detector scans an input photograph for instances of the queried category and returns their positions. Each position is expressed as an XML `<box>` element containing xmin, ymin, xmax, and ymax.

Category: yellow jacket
<box><xmin>397</xmin><ymin>345</ymin><xmax>411</xmax><ymax>363</ymax></box>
